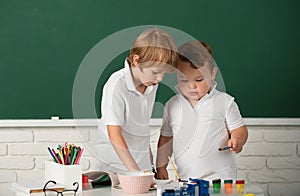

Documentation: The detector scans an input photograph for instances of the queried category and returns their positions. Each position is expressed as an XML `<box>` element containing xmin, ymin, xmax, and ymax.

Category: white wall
<box><xmin>1</xmin><ymin>118</ymin><xmax>300</xmax><ymax>196</ymax></box>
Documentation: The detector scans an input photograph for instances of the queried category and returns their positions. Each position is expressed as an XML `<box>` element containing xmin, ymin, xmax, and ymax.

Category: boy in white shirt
<box><xmin>93</xmin><ymin>28</ymin><xmax>178</xmax><ymax>173</ymax></box>
<box><xmin>156</xmin><ymin>40</ymin><xmax>248</xmax><ymax>180</ymax></box>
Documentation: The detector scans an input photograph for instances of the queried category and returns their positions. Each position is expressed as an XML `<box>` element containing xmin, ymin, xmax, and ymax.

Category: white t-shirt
<box><xmin>161</xmin><ymin>85</ymin><xmax>244</xmax><ymax>180</ymax></box>
<box><xmin>92</xmin><ymin>59</ymin><xmax>158</xmax><ymax>173</ymax></box>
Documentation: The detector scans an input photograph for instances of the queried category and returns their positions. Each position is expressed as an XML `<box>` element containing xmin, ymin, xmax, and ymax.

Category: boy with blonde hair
<box><xmin>94</xmin><ymin>28</ymin><xmax>178</xmax><ymax>173</ymax></box>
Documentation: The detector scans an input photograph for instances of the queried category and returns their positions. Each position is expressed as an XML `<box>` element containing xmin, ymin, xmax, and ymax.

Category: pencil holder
<box><xmin>44</xmin><ymin>161</ymin><xmax>82</xmax><ymax>192</ymax></box>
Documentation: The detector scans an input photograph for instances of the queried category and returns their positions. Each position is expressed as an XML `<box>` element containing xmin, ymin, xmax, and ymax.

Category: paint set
<box><xmin>158</xmin><ymin>178</ymin><xmax>254</xmax><ymax>196</ymax></box>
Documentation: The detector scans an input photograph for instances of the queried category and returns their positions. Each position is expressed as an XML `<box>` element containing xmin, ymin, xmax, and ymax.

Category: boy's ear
<box><xmin>211</xmin><ymin>67</ymin><xmax>218</xmax><ymax>80</ymax></box>
<box><xmin>132</xmin><ymin>55</ymin><xmax>140</xmax><ymax>66</ymax></box>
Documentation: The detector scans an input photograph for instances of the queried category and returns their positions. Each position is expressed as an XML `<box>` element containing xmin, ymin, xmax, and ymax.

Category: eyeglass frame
<box><xmin>43</xmin><ymin>180</ymin><xmax>79</xmax><ymax>196</ymax></box>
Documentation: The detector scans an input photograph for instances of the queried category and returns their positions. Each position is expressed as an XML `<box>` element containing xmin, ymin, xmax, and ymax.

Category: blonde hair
<box><xmin>128</xmin><ymin>28</ymin><xmax>178</xmax><ymax>71</ymax></box>
<box><xmin>178</xmin><ymin>40</ymin><xmax>214</xmax><ymax>71</ymax></box>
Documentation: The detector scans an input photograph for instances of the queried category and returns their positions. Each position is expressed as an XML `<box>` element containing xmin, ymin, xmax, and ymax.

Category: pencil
<box><xmin>74</xmin><ymin>148</ymin><xmax>84</xmax><ymax>164</ymax></box>
<box><xmin>218</xmin><ymin>146</ymin><xmax>233</xmax><ymax>151</ymax></box>
<box><xmin>51</xmin><ymin>148</ymin><xmax>62</xmax><ymax>164</ymax></box>
<box><xmin>168</xmin><ymin>156</ymin><xmax>180</xmax><ymax>181</ymax></box>
<box><xmin>71</xmin><ymin>147</ymin><xmax>78</xmax><ymax>165</ymax></box>
<box><xmin>47</xmin><ymin>147</ymin><xmax>58</xmax><ymax>163</ymax></box>
<box><xmin>57</xmin><ymin>147</ymin><xmax>64</xmax><ymax>165</ymax></box>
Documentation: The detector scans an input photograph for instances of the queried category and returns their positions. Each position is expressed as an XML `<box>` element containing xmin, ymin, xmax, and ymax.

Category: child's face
<box><xmin>131</xmin><ymin>55</ymin><xmax>170</xmax><ymax>87</ymax></box>
<box><xmin>136</xmin><ymin>65</ymin><xmax>168</xmax><ymax>86</ymax></box>
<box><xmin>177</xmin><ymin>60</ymin><xmax>216</xmax><ymax>103</ymax></box>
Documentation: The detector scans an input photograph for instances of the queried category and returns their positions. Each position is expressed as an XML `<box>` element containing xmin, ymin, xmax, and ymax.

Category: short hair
<box><xmin>128</xmin><ymin>28</ymin><xmax>178</xmax><ymax>71</ymax></box>
<box><xmin>178</xmin><ymin>40</ymin><xmax>214</xmax><ymax>71</ymax></box>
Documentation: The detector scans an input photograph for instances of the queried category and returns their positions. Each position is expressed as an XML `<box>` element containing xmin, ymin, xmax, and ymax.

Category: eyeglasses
<box><xmin>43</xmin><ymin>180</ymin><xmax>79</xmax><ymax>196</ymax></box>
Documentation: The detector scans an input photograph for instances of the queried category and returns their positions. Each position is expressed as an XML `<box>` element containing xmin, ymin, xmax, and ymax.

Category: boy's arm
<box><xmin>107</xmin><ymin>125</ymin><xmax>140</xmax><ymax>171</ymax></box>
<box><xmin>228</xmin><ymin>125</ymin><xmax>248</xmax><ymax>153</ymax></box>
<box><xmin>156</xmin><ymin>135</ymin><xmax>173</xmax><ymax>179</ymax></box>
<box><xmin>149</xmin><ymin>145</ymin><xmax>153</xmax><ymax>164</ymax></box>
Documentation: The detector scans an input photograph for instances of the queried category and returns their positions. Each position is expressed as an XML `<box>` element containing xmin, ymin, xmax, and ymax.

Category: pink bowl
<box><xmin>118</xmin><ymin>172</ymin><xmax>154</xmax><ymax>194</ymax></box>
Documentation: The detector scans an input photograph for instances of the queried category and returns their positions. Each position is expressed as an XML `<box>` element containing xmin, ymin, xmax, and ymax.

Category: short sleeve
<box><xmin>101</xmin><ymin>78</ymin><xmax>125</xmax><ymax>126</ymax></box>
<box><xmin>160</xmin><ymin>102</ymin><xmax>173</xmax><ymax>137</ymax></box>
<box><xmin>225</xmin><ymin>98</ymin><xmax>245</xmax><ymax>131</ymax></box>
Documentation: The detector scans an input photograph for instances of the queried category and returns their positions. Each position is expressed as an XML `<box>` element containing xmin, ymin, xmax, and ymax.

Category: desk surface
<box><xmin>81</xmin><ymin>184</ymin><xmax>264</xmax><ymax>196</ymax></box>
<box><xmin>13</xmin><ymin>184</ymin><xmax>264</xmax><ymax>196</ymax></box>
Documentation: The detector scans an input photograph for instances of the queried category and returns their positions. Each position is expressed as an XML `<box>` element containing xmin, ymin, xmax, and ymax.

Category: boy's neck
<box><xmin>130</xmin><ymin>66</ymin><xmax>147</xmax><ymax>94</ymax></box>
<box><xmin>188</xmin><ymin>99</ymin><xmax>198</xmax><ymax>108</ymax></box>
<box><xmin>135</xmin><ymin>84</ymin><xmax>147</xmax><ymax>94</ymax></box>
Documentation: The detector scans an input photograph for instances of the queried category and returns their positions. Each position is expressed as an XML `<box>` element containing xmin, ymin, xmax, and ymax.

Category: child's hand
<box><xmin>150</xmin><ymin>181</ymin><xmax>156</xmax><ymax>188</ymax></box>
<box><xmin>228</xmin><ymin>137</ymin><xmax>243</xmax><ymax>153</ymax></box>
<box><xmin>156</xmin><ymin>167</ymin><xmax>169</xmax><ymax>179</ymax></box>
<box><xmin>228</xmin><ymin>125</ymin><xmax>248</xmax><ymax>153</ymax></box>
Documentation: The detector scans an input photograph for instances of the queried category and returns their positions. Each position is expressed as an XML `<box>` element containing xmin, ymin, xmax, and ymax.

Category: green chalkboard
<box><xmin>1</xmin><ymin>0</ymin><xmax>299</xmax><ymax>119</ymax></box>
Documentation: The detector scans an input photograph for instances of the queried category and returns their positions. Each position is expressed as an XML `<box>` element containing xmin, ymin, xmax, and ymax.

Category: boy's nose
<box><xmin>188</xmin><ymin>81</ymin><xmax>196</xmax><ymax>89</ymax></box>
<box><xmin>156</xmin><ymin>73</ymin><xmax>164</xmax><ymax>82</ymax></box>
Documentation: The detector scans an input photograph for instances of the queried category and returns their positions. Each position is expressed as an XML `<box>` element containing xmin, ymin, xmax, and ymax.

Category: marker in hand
<box><xmin>218</xmin><ymin>146</ymin><xmax>233</xmax><ymax>151</ymax></box>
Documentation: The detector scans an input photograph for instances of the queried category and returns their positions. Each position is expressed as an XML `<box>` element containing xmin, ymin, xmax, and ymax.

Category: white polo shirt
<box><xmin>92</xmin><ymin>59</ymin><xmax>158</xmax><ymax>173</ymax></box>
<box><xmin>161</xmin><ymin>85</ymin><xmax>244</xmax><ymax>180</ymax></box>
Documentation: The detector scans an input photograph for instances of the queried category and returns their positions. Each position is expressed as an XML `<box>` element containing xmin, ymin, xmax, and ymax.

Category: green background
<box><xmin>1</xmin><ymin>0</ymin><xmax>299</xmax><ymax>119</ymax></box>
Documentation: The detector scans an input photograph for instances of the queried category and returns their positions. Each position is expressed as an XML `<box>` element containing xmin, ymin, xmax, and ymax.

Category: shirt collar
<box><xmin>206</xmin><ymin>81</ymin><xmax>217</xmax><ymax>98</ymax></box>
<box><xmin>123</xmin><ymin>58</ymin><xmax>154</xmax><ymax>95</ymax></box>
